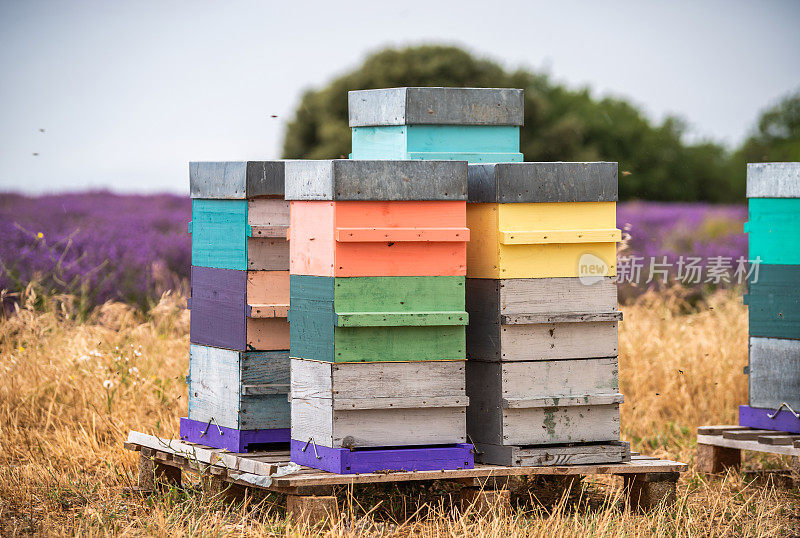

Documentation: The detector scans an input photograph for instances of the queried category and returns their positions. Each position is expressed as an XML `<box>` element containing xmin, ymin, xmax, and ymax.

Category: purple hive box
<box><xmin>739</xmin><ymin>405</ymin><xmax>800</xmax><ymax>434</ymax></box>
<box><xmin>180</xmin><ymin>417</ymin><xmax>289</xmax><ymax>453</ymax></box>
<box><xmin>290</xmin><ymin>439</ymin><xmax>474</xmax><ymax>474</ymax></box>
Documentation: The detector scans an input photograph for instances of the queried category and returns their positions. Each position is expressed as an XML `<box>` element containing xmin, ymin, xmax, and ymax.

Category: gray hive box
<box><xmin>348</xmin><ymin>87</ymin><xmax>524</xmax><ymax>127</ymax></box>
<box><xmin>284</xmin><ymin>159</ymin><xmax>467</xmax><ymax>201</ymax></box>
<box><xmin>468</xmin><ymin>162</ymin><xmax>618</xmax><ymax>203</ymax></box>
<box><xmin>746</xmin><ymin>162</ymin><xmax>800</xmax><ymax>198</ymax></box>
<box><xmin>190</xmin><ymin>161</ymin><xmax>286</xmax><ymax>199</ymax></box>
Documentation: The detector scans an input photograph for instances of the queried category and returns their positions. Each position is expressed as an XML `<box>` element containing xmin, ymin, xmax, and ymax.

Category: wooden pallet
<box><xmin>696</xmin><ymin>425</ymin><xmax>800</xmax><ymax>479</ymax></box>
<box><xmin>125</xmin><ymin>430</ymin><xmax>686</xmax><ymax>522</ymax></box>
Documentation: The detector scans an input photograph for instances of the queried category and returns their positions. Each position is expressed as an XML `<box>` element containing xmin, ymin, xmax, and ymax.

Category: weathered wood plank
<box><xmin>291</xmin><ymin>397</ymin><xmax>466</xmax><ymax>448</ymax></box>
<box><xmin>723</xmin><ymin>429</ymin><xmax>785</xmax><ymax>441</ymax></box>
<box><xmin>697</xmin><ymin>434</ymin><xmax>800</xmax><ymax>457</ymax></box>
<box><xmin>502</xmin><ymin>393</ymin><xmax>623</xmax><ymax>408</ymax></box>
<box><xmin>290</xmin><ymin>359</ymin><xmax>466</xmax><ymax>400</ymax></box>
<box><xmin>475</xmin><ymin>441</ymin><xmax>629</xmax><ymax>466</ymax></box>
<box><xmin>696</xmin><ymin>425</ymin><xmax>743</xmax><ymax>436</ymax></box>
<box><xmin>498</xmin><ymin>321</ymin><xmax>618</xmax><ymax>361</ymax></box>
<box><xmin>499</xmin><ymin>277</ymin><xmax>618</xmax><ymax>315</ymax></box>
<box><xmin>332</xmin><ymin>395</ymin><xmax>468</xmax><ymax>410</ymax></box>
<box><xmin>468</xmin><ymin>162</ymin><xmax>618</xmax><ymax>203</ymax></box>
<box><xmin>190</xmin><ymin>161</ymin><xmax>285</xmax><ymax>199</ymax></box>
<box><xmin>748</xmin><ymin>337</ymin><xmax>800</xmax><ymax>409</ymax></box>
<box><xmin>348</xmin><ymin>87</ymin><xmax>524</xmax><ymax>127</ymax></box>
<box><xmin>757</xmin><ymin>434</ymin><xmax>800</xmax><ymax>446</ymax></box>
<box><xmin>284</xmin><ymin>160</ymin><xmax>467</xmax><ymax>201</ymax></box>
<box><xmin>746</xmin><ymin>162</ymin><xmax>800</xmax><ymax>198</ymax></box>
<box><xmin>500</xmin><ymin>311</ymin><xmax>622</xmax><ymax>325</ymax></box>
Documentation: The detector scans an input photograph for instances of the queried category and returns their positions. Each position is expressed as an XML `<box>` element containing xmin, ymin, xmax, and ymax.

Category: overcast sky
<box><xmin>1</xmin><ymin>0</ymin><xmax>798</xmax><ymax>194</ymax></box>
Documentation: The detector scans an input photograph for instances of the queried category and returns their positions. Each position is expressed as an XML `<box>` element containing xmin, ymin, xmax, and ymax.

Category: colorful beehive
<box><xmin>181</xmin><ymin>161</ymin><xmax>291</xmax><ymax>451</ymax></box>
<box><xmin>466</xmin><ymin>163</ymin><xmax>620</xmax><ymax>279</ymax></box>
<box><xmin>740</xmin><ymin>162</ymin><xmax>800</xmax><ymax>434</ymax></box>
<box><xmin>466</xmin><ymin>277</ymin><xmax>620</xmax><ymax>361</ymax></box>
<box><xmin>289</xmin><ymin>275</ymin><xmax>467</xmax><ymax>363</ymax></box>
<box><xmin>349</xmin><ymin>87</ymin><xmax>524</xmax><ymax>163</ymax></box>
<box><xmin>464</xmin><ymin>162</ymin><xmax>627</xmax><ymax>465</ymax></box>
<box><xmin>182</xmin><ymin>345</ymin><xmax>289</xmax><ymax>452</ymax></box>
<box><xmin>286</xmin><ymin>159</ymin><xmax>474</xmax><ymax>473</ymax></box>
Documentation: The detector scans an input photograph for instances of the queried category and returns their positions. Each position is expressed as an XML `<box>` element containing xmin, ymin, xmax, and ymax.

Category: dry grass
<box><xmin>0</xmin><ymin>287</ymin><xmax>797</xmax><ymax>536</ymax></box>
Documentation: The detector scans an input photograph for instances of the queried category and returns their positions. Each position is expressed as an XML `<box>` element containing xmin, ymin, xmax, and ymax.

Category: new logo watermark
<box><xmin>578</xmin><ymin>253</ymin><xmax>609</xmax><ymax>286</ymax></box>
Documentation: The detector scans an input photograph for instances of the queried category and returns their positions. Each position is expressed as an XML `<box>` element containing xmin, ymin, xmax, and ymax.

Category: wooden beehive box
<box><xmin>739</xmin><ymin>163</ymin><xmax>800</xmax><ymax>434</ymax></box>
<box><xmin>285</xmin><ymin>159</ymin><xmax>469</xmax><ymax>277</ymax></box>
<box><xmin>466</xmin><ymin>358</ymin><xmax>622</xmax><ymax>447</ymax></box>
<box><xmin>189</xmin><ymin>267</ymin><xmax>289</xmax><ymax>351</ymax></box>
<box><xmin>743</xmin><ymin>264</ymin><xmax>800</xmax><ymax>340</ymax></box>
<box><xmin>290</xmin><ymin>359</ymin><xmax>467</xmax><ymax>448</ymax></box>
<box><xmin>466</xmin><ymin>162</ymin><xmax>619</xmax><ymax>279</ymax></box>
<box><xmin>466</xmin><ymin>277</ymin><xmax>619</xmax><ymax>361</ymax></box>
<box><xmin>190</xmin><ymin>198</ymin><xmax>289</xmax><ymax>270</ymax></box>
<box><xmin>186</xmin><ymin>344</ymin><xmax>290</xmax><ymax>431</ymax></box>
<box><xmin>289</xmin><ymin>275</ymin><xmax>467</xmax><ymax>363</ymax></box>
<box><xmin>349</xmin><ymin>88</ymin><xmax>523</xmax><ymax>162</ymax></box>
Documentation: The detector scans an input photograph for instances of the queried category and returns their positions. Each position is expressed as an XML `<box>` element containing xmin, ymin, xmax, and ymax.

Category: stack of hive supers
<box><xmin>182</xmin><ymin>162</ymin><xmax>291</xmax><ymax>452</ymax></box>
<box><xmin>348</xmin><ymin>87</ymin><xmax>524</xmax><ymax>164</ymax></box>
<box><xmin>740</xmin><ymin>162</ymin><xmax>800</xmax><ymax>434</ymax></box>
<box><xmin>464</xmin><ymin>162</ymin><xmax>628</xmax><ymax>466</ymax></box>
<box><xmin>285</xmin><ymin>159</ymin><xmax>474</xmax><ymax>474</ymax></box>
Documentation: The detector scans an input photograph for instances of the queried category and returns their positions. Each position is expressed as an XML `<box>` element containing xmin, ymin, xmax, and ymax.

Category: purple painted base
<box><xmin>290</xmin><ymin>439</ymin><xmax>474</xmax><ymax>474</ymax></box>
<box><xmin>739</xmin><ymin>405</ymin><xmax>800</xmax><ymax>434</ymax></box>
<box><xmin>180</xmin><ymin>417</ymin><xmax>289</xmax><ymax>453</ymax></box>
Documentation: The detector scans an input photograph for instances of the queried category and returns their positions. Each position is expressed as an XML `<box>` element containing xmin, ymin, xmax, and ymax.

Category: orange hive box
<box><xmin>289</xmin><ymin>200</ymin><xmax>469</xmax><ymax>277</ymax></box>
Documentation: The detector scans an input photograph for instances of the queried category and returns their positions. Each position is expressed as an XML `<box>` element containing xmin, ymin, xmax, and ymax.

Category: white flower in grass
<box><xmin>103</xmin><ymin>379</ymin><xmax>115</xmax><ymax>390</ymax></box>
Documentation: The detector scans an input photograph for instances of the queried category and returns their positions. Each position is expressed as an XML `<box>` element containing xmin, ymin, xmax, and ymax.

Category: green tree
<box><xmin>282</xmin><ymin>45</ymin><xmax>745</xmax><ymax>202</ymax></box>
<box><xmin>737</xmin><ymin>90</ymin><xmax>800</xmax><ymax>164</ymax></box>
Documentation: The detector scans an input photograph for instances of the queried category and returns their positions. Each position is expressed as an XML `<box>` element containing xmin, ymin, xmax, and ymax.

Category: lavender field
<box><xmin>0</xmin><ymin>192</ymin><xmax>748</xmax><ymax>311</ymax></box>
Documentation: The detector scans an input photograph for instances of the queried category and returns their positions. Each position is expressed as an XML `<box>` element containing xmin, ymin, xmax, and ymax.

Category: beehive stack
<box><xmin>182</xmin><ymin>162</ymin><xmax>291</xmax><ymax>452</ymax></box>
<box><xmin>285</xmin><ymin>160</ymin><xmax>474</xmax><ymax>474</ymax></box>
<box><xmin>739</xmin><ymin>162</ymin><xmax>800</xmax><ymax>434</ymax></box>
<box><xmin>464</xmin><ymin>163</ymin><xmax>627</xmax><ymax>466</ymax></box>
<box><xmin>348</xmin><ymin>87</ymin><xmax>524</xmax><ymax>164</ymax></box>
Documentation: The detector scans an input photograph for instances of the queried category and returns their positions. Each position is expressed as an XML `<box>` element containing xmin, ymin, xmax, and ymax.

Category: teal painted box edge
<box><xmin>745</xmin><ymin>264</ymin><xmax>800</xmax><ymax>339</ymax></box>
<box><xmin>191</xmin><ymin>199</ymin><xmax>249</xmax><ymax>270</ymax></box>
<box><xmin>288</xmin><ymin>275</ymin><xmax>467</xmax><ymax>363</ymax></box>
<box><xmin>187</xmin><ymin>345</ymin><xmax>290</xmax><ymax>430</ymax></box>
<box><xmin>745</xmin><ymin>198</ymin><xmax>800</xmax><ymax>265</ymax></box>
<box><xmin>351</xmin><ymin>125</ymin><xmax>522</xmax><ymax>163</ymax></box>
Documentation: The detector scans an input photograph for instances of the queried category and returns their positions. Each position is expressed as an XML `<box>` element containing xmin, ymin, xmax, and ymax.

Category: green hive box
<box><xmin>288</xmin><ymin>275</ymin><xmax>468</xmax><ymax>363</ymax></box>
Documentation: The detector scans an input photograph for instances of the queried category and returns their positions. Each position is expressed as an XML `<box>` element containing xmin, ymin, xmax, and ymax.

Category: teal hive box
<box><xmin>190</xmin><ymin>198</ymin><xmax>289</xmax><ymax>270</ymax></box>
<box><xmin>744</xmin><ymin>264</ymin><xmax>800</xmax><ymax>339</ymax></box>
<box><xmin>351</xmin><ymin>125</ymin><xmax>523</xmax><ymax>163</ymax></box>
<box><xmin>349</xmin><ymin>88</ymin><xmax>524</xmax><ymax>163</ymax></box>
<box><xmin>745</xmin><ymin>198</ymin><xmax>800</xmax><ymax>265</ymax></box>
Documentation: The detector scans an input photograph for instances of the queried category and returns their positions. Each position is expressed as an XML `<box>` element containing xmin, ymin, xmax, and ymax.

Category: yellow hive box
<box><xmin>466</xmin><ymin>202</ymin><xmax>620</xmax><ymax>279</ymax></box>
